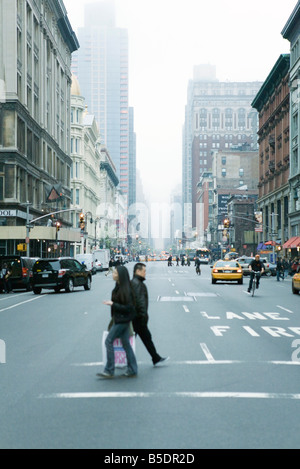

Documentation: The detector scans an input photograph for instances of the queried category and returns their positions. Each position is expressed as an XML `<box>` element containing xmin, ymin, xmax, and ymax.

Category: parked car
<box><xmin>0</xmin><ymin>256</ymin><xmax>38</xmax><ymax>292</ymax></box>
<box><xmin>211</xmin><ymin>260</ymin><xmax>243</xmax><ymax>284</ymax></box>
<box><xmin>292</xmin><ymin>272</ymin><xmax>300</xmax><ymax>295</ymax></box>
<box><xmin>31</xmin><ymin>258</ymin><xmax>92</xmax><ymax>294</ymax></box>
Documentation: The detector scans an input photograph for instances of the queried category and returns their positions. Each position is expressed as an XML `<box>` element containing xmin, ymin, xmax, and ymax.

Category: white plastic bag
<box><xmin>102</xmin><ymin>331</ymin><xmax>136</xmax><ymax>369</ymax></box>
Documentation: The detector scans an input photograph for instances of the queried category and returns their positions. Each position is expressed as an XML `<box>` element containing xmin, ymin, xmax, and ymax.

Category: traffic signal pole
<box><xmin>25</xmin><ymin>208</ymin><xmax>80</xmax><ymax>257</ymax></box>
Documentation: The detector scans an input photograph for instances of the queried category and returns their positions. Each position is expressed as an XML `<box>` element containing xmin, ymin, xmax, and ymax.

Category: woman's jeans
<box><xmin>104</xmin><ymin>323</ymin><xmax>137</xmax><ymax>375</ymax></box>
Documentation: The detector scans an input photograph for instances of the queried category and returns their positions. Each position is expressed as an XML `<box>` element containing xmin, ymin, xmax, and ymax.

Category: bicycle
<box><xmin>250</xmin><ymin>272</ymin><xmax>261</xmax><ymax>297</ymax></box>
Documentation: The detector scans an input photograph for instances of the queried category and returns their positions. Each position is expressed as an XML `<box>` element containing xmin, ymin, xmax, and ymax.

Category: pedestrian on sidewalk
<box><xmin>131</xmin><ymin>262</ymin><xmax>169</xmax><ymax>367</ymax></box>
<box><xmin>98</xmin><ymin>265</ymin><xmax>138</xmax><ymax>379</ymax></box>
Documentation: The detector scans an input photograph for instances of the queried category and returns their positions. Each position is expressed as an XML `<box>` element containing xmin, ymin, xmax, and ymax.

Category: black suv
<box><xmin>0</xmin><ymin>256</ymin><xmax>38</xmax><ymax>292</ymax></box>
<box><xmin>31</xmin><ymin>258</ymin><xmax>92</xmax><ymax>294</ymax></box>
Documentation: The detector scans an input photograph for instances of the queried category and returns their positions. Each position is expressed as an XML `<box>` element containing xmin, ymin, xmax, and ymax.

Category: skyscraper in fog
<box><xmin>71</xmin><ymin>1</ymin><xmax>132</xmax><ymax>200</ymax></box>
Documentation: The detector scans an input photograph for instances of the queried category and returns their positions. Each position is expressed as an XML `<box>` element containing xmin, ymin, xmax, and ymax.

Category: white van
<box><xmin>75</xmin><ymin>254</ymin><xmax>97</xmax><ymax>275</ymax></box>
<box><xmin>93</xmin><ymin>249</ymin><xmax>110</xmax><ymax>271</ymax></box>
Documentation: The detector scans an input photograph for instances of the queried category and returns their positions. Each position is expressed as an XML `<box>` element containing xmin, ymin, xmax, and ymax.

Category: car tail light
<box><xmin>58</xmin><ymin>269</ymin><xmax>67</xmax><ymax>278</ymax></box>
<box><xmin>22</xmin><ymin>267</ymin><xmax>28</xmax><ymax>278</ymax></box>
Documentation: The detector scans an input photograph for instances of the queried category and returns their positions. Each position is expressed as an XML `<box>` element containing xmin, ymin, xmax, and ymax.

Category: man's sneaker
<box><xmin>247</xmin><ymin>288</ymin><xmax>251</xmax><ymax>293</ymax></box>
<box><xmin>154</xmin><ymin>357</ymin><xmax>170</xmax><ymax>367</ymax></box>
<box><xmin>96</xmin><ymin>371</ymin><xmax>114</xmax><ymax>379</ymax></box>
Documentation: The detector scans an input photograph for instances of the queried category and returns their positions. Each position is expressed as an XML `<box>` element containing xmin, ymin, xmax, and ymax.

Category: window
<box><xmin>293</xmin><ymin>112</ymin><xmax>298</xmax><ymax>134</ymax></box>
<box><xmin>239</xmin><ymin>168</ymin><xmax>244</xmax><ymax>177</ymax></box>
<box><xmin>277</xmin><ymin>200</ymin><xmax>282</xmax><ymax>230</ymax></box>
<box><xmin>222</xmin><ymin>168</ymin><xmax>226</xmax><ymax>177</ymax></box>
<box><xmin>222</xmin><ymin>157</ymin><xmax>226</xmax><ymax>165</ymax></box>
<box><xmin>76</xmin><ymin>189</ymin><xmax>79</xmax><ymax>205</ymax></box>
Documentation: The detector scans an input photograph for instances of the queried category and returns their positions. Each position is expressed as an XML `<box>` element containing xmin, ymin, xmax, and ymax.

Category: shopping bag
<box><xmin>102</xmin><ymin>331</ymin><xmax>136</xmax><ymax>368</ymax></box>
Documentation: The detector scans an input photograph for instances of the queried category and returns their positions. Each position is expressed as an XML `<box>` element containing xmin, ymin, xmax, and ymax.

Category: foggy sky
<box><xmin>63</xmin><ymin>0</ymin><xmax>296</xmax><ymax>203</ymax></box>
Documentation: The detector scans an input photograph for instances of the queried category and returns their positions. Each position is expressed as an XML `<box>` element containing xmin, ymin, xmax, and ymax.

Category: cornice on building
<box><xmin>252</xmin><ymin>54</ymin><xmax>290</xmax><ymax>112</ymax></box>
<box><xmin>282</xmin><ymin>0</ymin><xmax>300</xmax><ymax>40</ymax></box>
<box><xmin>100</xmin><ymin>161</ymin><xmax>119</xmax><ymax>187</ymax></box>
<box><xmin>49</xmin><ymin>0</ymin><xmax>80</xmax><ymax>53</ymax></box>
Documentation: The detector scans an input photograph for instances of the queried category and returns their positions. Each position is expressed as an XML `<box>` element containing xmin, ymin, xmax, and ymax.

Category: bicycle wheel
<box><xmin>252</xmin><ymin>281</ymin><xmax>256</xmax><ymax>297</ymax></box>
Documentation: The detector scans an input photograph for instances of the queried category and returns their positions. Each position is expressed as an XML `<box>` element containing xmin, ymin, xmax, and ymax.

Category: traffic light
<box><xmin>79</xmin><ymin>212</ymin><xmax>85</xmax><ymax>231</ymax></box>
<box><xmin>56</xmin><ymin>221</ymin><xmax>61</xmax><ymax>232</ymax></box>
<box><xmin>224</xmin><ymin>218</ymin><xmax>230</xmax><ymax>228</ymax></box>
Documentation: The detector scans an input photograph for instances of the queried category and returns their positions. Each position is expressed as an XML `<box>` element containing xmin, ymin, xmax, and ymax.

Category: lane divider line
<box><xmin>277</xmin><ymin>305</ymin><xmax>294</xmax><ymax>314</ymax></box>
<box><xmin>0</xmin><ymin>295</ymin><xmax>47</xmax><ymax>313</ymax></box>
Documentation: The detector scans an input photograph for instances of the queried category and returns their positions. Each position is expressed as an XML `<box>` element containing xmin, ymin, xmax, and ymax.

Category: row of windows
<box><xmin>221</xmin><ymin>168</ymin><xmax>244</xmax><ymax>177</ymax></box>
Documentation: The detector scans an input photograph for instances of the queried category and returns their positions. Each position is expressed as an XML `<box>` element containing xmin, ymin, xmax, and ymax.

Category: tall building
<box><xmin>71</xmin><ymin>0</ymin><xmax>132</xmax><ymax>201</ymax></box>
<box><xmin>128</xmin><ymin>107</ymin><xmax>136</xmax><ymax>209</ymax></box>
<box><xmin>0</xmin><ymin>0</ymin><xmax>79</xmax><ymax>256</ymax></box>
<box><xmin>182</xmin><ymin>65</ymin><xmax>262</xmax><ymax>239</ymax></box>
<box><xmin>252</xmin><ymin>54</ymin><xmax>290</xmax><ymax>248</ymax></box>
<box><xmin>282</xmin><ymin>2</ymin><xmax>300</xmax><ymax>242</ymax></box>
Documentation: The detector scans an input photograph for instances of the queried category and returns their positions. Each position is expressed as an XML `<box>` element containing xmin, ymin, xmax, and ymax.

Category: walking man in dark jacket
<box><xmin>131</xmin><ymin>263</ymin><xmax>169</xmax><ymax>366</ymax></box>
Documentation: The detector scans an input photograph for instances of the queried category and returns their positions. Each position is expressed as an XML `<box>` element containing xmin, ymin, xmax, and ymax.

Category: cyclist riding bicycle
<box><xmin>247</xmin><ymin>254</ymin><xmax>264</xmax><ymax>293</ymax></box>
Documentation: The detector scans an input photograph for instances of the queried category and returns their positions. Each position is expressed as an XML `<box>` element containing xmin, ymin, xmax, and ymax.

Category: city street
<box><xmin>0</xmin><ymin>261</ymin><xmax>300</xmax><ymax>449</ymax></box>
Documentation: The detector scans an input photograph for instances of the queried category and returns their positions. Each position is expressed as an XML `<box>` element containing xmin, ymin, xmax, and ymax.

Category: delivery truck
<box><xmin>93</xmin><ymin>249</ymin><xmax>110</xmax><ymax>271</ymax></box>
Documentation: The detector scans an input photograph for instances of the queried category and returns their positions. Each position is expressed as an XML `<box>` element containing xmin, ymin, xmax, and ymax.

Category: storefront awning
<box><xmin>282</xmin><ymin>236</ymin><xmax>300</xmax><ymax>249</ymax></box>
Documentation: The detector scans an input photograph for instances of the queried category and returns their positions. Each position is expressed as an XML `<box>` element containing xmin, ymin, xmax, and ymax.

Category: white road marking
<box><xmin>183</xmin><ymin>305</ymin><xmax>190</xmax><ymax>313</ymax></box>
<box><xmin>175</xmin><ymin>290</ymin><xmax>180</xmax><ymax>295</ymax></box>
<box><xmin>0</xmin><ymin>295</ymin><xmax>47</xmax><ymax>312</ymax></box>
<box><xmin>159</xmin><ymin>296</ymin><xmax>194</xmax><ymax>302</ymax></box>
<box><xmin>0</xmin><ymin>291</ymin><xmax>31</xmax><ymax>302</ymax></box>
<box><xmin>200</xmin><ymin>343</ymin><xmax>215</xmax><ymax>362</ymax></box>
<box><xmin>186</xmin><ymin>292</ymin><xmax>218</xmax><ymax>297</ymax></box>
<box><xmin>276</xmin><ymin>305</ymin><xmax>294</xmax><ymax>314</ymax></box>
<box><xmin>40</xmin><ymin>392</ymin><xmax>300</xmax><ymax>400</ymax></box>
<box><xmin>72</xmin><ymin>360</ymin><xmax>300</xmax><ymax>367</ymax></box>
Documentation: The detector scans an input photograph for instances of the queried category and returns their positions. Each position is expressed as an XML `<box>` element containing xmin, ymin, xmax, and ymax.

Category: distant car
<box><xmin>260</xmin><ymin>258</ymin><xmax>272</xmax><ymax>277</ymax></box>
<box><xmin>235</xmin><ymin>257</ymin><xmax>254</xmax><ymax>276</ymax></box>
<box><xmin>211</xmin><ymin>260</ymin><xmax>243</xmax><ymax>284</ymax></box>
<box><xmin>292</xmin><ymin>272</ymin><xmax>300</xmax><ymax>295</ymax></box>
<box><xmin>0</xmin><ymin>255</ymin><xmax>38</xmax><ymax>292</ymax></box>
<box><xmin>265</xmin><ymin>260</ymin><xmax>277</xmax><ymax>276</ymax></box>
<box><xmin>31</xmin><ymin>258</ymin><xmax>92</xmax><ymax>294</ymax></box>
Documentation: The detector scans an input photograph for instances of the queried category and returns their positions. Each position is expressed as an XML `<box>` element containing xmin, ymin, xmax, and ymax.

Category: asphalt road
<box><xmin>0</xmin><ymin>261</ymin><xmax>300</xmax><ymax>449</ymax></box>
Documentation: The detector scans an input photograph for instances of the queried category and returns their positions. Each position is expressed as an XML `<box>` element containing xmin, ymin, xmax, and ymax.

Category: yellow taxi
<box><xmin>292</xmin><ymin>272</ymin><xmax>300</xmax><ymax>295</ymax></box>
<box><xmin>211</xmin><ymin>260</ymin><xmax>243</xmax><ymax>285</ymax></box>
